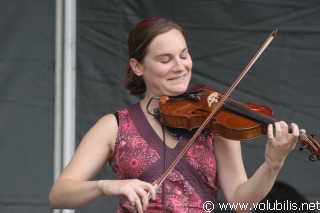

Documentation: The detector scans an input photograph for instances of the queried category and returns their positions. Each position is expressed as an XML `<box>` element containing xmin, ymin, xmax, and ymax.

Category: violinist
<box><xmin>49</xmin><ymin>17</ymin><xmax>302</xmax><ymax>213</ymax></box>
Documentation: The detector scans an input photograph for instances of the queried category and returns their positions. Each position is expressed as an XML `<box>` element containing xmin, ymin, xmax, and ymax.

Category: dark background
<box><xmin>1</xmin><ymin>0</ymin><xmax>320</xmax><ymax>212</ymax></box>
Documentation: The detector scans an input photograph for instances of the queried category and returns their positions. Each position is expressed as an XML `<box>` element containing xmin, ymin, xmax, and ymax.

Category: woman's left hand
<box><xmin>265</xmin><ymin>121</ymin><xmax>301</xmax><ymax>169</ymax></box>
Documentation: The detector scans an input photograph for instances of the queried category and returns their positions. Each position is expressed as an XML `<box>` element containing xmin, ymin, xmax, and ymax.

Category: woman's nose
<box><xmin>172</xmin><ymin>58</ymin><xmax>185</xmax><ymax>71</ymax></box>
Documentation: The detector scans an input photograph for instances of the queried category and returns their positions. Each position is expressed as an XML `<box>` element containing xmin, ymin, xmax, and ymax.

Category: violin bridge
<box><xmin>207</xmin><ymin>92</ymin><xmax>219</xmax><ymax>107</ymax></box>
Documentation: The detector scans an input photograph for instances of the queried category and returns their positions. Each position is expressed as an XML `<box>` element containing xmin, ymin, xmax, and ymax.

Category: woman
<box><xmin>49</xmin><ymin>17</ymin><xmax>300</xmax><ymax>213</ymax></box>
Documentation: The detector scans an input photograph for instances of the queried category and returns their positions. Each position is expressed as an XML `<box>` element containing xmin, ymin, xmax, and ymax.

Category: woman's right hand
<box><xmin>98</xmin><ymin>179</ymin><xmax>156</xmax><ymax>213</ymax></box>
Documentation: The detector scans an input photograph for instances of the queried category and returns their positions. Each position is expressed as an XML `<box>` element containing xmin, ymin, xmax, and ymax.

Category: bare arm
<box><xmin>215</xmin><ymin>121</ymin><xmax>300</xmax><ymax>213</ymax></box>
<box><xmin>49</xmin><ymin>114</ymin><xmax>156</xmax><ymax>212</ymax></box>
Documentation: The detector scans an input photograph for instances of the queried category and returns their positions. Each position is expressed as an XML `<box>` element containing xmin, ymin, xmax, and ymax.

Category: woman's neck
<box><xmin>140</xmin><ymin>95</ymin><xmax>160</xmax><ymax>115</ymax></box>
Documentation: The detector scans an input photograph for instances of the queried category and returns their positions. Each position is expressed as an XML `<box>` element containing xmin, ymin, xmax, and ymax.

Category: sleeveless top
<box><xmin>109</xmin><ymin>102</ymin><xmax>218</xmax><ymax>213</ymax></box>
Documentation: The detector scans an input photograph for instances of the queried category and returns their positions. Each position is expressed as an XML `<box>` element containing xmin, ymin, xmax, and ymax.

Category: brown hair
<box><xmin>123</xmin><ymin>18</ymin><xmax>185</xmax><ymax>95</ymax></box>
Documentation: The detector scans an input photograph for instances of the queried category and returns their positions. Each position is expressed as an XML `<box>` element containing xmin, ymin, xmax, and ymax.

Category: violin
<box><xmin>159</xmin><ymin>84</ymin><xmax>320</xmax><ymax>162</ymax></box>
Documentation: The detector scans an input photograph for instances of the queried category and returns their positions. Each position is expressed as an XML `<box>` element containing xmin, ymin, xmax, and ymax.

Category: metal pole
<box><xmin>54</xmin><ymin>0</ymin><xmax>77</xmax><ymax>213</ymax></box>
<box><xmin>62</xmin><ymin>0</ymin><xmax>77</xmax><ymax>212</ymax></box>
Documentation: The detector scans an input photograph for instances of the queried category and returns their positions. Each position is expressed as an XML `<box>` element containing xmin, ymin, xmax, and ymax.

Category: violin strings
<box><xmin>216</xmin><ymin>93</ymin><xmax>278</xmax><ymax>124</ymax></box>
<box><xmin>197</xmin><ymin>92</ymin><xmax>313</xmax><ymax>143</ymax></box>
<box><xmin>215</xmin><ymin>94</ymin><xmax>315</xmax><ymax>145</ymax></box>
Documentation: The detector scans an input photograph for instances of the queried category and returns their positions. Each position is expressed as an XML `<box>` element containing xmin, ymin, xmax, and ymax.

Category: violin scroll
<box><xmin>298</xmin><ymin>132</ymin><xmax>320</xmax><ymax>162</ymax></box>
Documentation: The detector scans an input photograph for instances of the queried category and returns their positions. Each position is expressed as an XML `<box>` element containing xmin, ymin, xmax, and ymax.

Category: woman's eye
<box><xmin>180</xmin><ymin>54</ymin><xmax>187</xmax><ymax>59</ymax></box>
<box><xmin>180</xmin><ymin>51</ymin><xmax>188</xmax><ymax>59</ymax></box>
<box><xmin>159</xmin><ymin>57</ymin><xmax>170</xmax><ymax>63</ymax></box>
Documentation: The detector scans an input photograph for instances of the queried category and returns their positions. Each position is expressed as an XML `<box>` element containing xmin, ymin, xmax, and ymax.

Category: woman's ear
<box><xmin>129</xmin><ymin>58</ymin><xmax>143</xmax><ymax>76</ymax></box>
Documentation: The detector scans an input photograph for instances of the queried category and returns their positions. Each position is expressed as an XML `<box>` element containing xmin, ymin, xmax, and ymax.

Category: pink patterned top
<box><xmin>109</xmin><ymin>102</ymin><xmax>218</xmax><ymax>212</ymax></box>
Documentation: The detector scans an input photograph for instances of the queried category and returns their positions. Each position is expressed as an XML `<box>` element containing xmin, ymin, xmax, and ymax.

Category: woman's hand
<box><xmin>265</xmin><ymin>121</ymin><xmax>300</xmax><ymax>170</ymax></box>
<box><xmin>99</xmin><ymin>179</ymin><xmax>156</xmax><ymax>213</ymax></box>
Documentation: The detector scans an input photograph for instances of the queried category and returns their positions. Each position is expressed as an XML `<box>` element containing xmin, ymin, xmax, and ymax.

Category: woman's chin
<box><xmin>166</xmin><ymin>86</ymin><xmax>189</xmax><ymax>96</ymax></box>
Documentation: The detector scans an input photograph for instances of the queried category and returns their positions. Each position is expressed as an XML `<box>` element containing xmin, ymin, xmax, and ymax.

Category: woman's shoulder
<box><xmin>98</xmin><ymin>113</ymin><xmax>118</xmax><ymax>124</ymax></box>
<box><xmin>86</xmin><ymin>114</ymin><xmax>119</xmax><ymax>140</ymax></box>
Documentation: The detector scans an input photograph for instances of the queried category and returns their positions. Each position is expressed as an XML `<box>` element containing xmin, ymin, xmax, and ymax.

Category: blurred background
<box><xmin>1</xmin><ymin>0</ymin><xmax>320</xmax><ymax>212</ymax></box>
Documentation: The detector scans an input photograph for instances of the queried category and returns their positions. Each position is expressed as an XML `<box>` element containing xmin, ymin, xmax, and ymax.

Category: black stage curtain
<box><xmin>0</xmin><ymin>0</ymin><xmax>55</xmax><ymax>212</ymax></box>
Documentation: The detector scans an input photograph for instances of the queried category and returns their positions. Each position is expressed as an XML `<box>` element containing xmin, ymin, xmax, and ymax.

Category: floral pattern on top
<box><xmin>109</xmin><ymin>103</ymin><xmax>217</xmax><ymax>213</ymax></box>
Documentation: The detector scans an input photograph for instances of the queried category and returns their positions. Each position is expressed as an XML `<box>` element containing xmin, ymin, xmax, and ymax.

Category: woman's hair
<box><xmin>123</xmin><ymin>17</ymin><xmax>185</xmax><ymax>95</ymax></box>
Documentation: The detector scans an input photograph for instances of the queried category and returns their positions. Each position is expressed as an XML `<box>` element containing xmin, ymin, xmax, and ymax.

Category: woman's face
<box><xmin>133</xmin><ymin>29</ymin><xmax>192</xmax><ymax>97</ymax></box>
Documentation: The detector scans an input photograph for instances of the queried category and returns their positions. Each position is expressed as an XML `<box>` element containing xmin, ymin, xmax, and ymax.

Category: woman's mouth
<box><xmin>168</xmin><ymin>74</ymin><xmax>186</xmax><ymax>81</ymax></box>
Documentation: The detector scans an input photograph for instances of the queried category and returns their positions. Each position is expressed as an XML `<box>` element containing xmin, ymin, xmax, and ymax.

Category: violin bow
<box><xmin>151</xmin><ymin>29</ymin><xmax>278</xmax><ymax>195</ymax></box>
